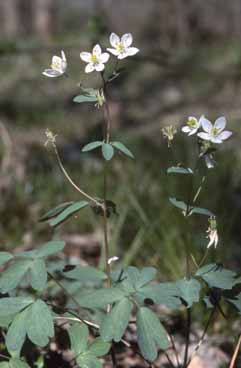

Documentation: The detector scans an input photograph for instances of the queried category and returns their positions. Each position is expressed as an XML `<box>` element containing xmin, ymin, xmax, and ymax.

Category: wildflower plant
<box><xmin>0</xmin><ymin>32</ymin><xmax>240</xmax><ymax>368</ymax></box>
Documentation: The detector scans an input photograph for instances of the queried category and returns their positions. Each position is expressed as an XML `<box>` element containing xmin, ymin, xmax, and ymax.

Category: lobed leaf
<box><xmin>176</xmin><ymin>278</ymin><xmax>201</xmax><ymax>307</ymax></box>
<box><xmin>137</xmin><ymin>283</ymin><xmax>181</xmax><ymax>309</ymax></box>
<box><xmin>196</xmin><ymin>263</ymin><xmax>238</xmax><ymax>290</ymax></box>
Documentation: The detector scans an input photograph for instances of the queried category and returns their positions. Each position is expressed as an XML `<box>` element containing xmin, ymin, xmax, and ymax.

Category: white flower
<box><xmin>206</xmin><ymin>217</ymin><xmax>218</xmax><ymax>248</ymax></box>
<box><xmin>107</xmin><ymin>33</ymin><xmax>139</xmax><ymax>59</ymax></box>
<box><xmin>182</xmin><ymin>116</ymin><xmax>201</xmax><ymax>136</ymax></box>
<box><xmin>80</xmin><ymin>44</ymin><xmax>110</xmax><ymax>73</ymax></box>
<box><xmin>107</xmin><ymin>256</ymin><xmax>119</xmax><ymax>265</ymax></box>
<box><xmin>42</xmin><ymin>50</ymin><xmax>67</xmax><ymax>77</ymax></box>
<box><xmin>197</xmin><ymin>116</ymin><xmax>232</xmax><ymax>144</ymax></box>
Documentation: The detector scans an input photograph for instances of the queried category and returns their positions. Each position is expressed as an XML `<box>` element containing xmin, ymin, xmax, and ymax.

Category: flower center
<box><xmin>211</xmin><ymin>127</ymin><xmax>220</xmax><ymax>136</ymax></box>
<box><xmin>91</xmin><ymin>54</ymin><xmax>98</xmax><ymax>63</ymax></box>
<box><xmin>187</xmin><ymin>119</ymin><xmax>197</xmax><ymax>128</ymax></box>
<box><xmin>51</xmin><ymin>60</ymin><xmax>61</xmax><ymax>71</ymax></box>
<box><xmin>116</xmin><ymin>42</ymin><xmax>125</xmax><ymax>52</ymax></box>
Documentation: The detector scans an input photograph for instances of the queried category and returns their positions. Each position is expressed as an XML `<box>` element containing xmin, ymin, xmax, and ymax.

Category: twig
<box><xmin>229</xmin><ymin>334</ymin><xmax>241</xmax><ymax>368</ymax></box>
<box><xmin>183</xmin><ymin>308</ymin><xmax>191</xmax><ymax>368</ymax></box>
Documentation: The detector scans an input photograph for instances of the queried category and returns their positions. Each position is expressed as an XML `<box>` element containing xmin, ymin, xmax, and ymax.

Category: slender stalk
<box><xmin>168</xmin><ymin>332</ymin><xmax>181</xmax><ymax>368</ymax></box>
<box><xmin>53</xmin><ymin>145</ymin><xmax>101</xmax><ymax>207</ymax></box>
<box><xmin>229</xmin><ymin>334</ymin><xmax>241</xmax><ymax>368</ymax></box>
<box><xmin>183</xmin><ymin>308</ymin><xmax>191</xmax><ymax>368</ymax></box>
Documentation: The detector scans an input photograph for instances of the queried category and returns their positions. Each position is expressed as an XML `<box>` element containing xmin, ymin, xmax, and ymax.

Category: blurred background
<box><xmin>0</xmin><ymin>0</ymin><xmax>241</xmax><ymax>280</ymax></box>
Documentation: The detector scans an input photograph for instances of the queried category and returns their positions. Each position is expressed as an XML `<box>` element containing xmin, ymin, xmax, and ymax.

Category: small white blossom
<box><xmin>182</xmin><ymin>116</ymin><xmax>201</xmax><ymax>136</ymax></box>
<box><xmin>42</xmin><ymin>50</ymin><xmax>67</xmax><ymax>77</ymax></box>
<box><xmin>206</xmin><ymin>217</ymin><xmax>218</xmax><ymax>248</ymax></box>
<box><xmin>107</xmin><ymin>256</ymin><xmax>119</xmax><ymax>265</ymax></box>
<box><xmin>197</xmin><ymin>116</ymin><xmax>232</xmax><ymax>144</ymax></box>
<box><xmin>107</xmin><ymin>33</ymin><xmax>139</xmax><ymax>59</ymax></box>
<box><xmin>80</xmin><ymin>44</ymin><xmax>110</xmax><ymax>73</ymax></box>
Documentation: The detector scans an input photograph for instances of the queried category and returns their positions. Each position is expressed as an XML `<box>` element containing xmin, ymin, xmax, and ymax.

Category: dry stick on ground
<box><xmin>229</xmin><ymin>334</ymin><xmax>241</xmax><ymax>368</ymax></box>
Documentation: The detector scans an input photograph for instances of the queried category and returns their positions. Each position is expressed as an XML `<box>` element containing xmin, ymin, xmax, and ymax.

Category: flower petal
<box><xmin>188</xmin><ymin>128</ymin><xmax>198</xmax><ymax>136</ymax></box>
<box><xmin>93</xmin><ymin>44</ymin><xmax>102</xmax><ymax>56</ymax></box>
<box><xmin>200</xmin><ymin>116</ymin><xmax>212</xmax><ymax>133</ymax></box>
<box><xmin>52</xmin><ymin>56</ymin><xmax>62</xmax><ymax>65</ymax></box>
<box><xmin>121</xmin><ymin>33</ymin><xmax>133</xmax><ymax>47</ymax></box>
<box><xmin>107</xmin><ymin>48</ymin><xmax>119</xmax><ymax>56</ymax></box>
<box><xmin>211</xmin><ymin>137</ymin><xmax>222</xmax><ymax>144</ymax></box>
<box><xmin>95</xmin><ymin>63</ymin><xmax>105</xmax><ymax>72</ymax></box>
<box><xmin>127</xmin><ymin>47</ymin><xmax>139</xmax><ymax>56</ymax></box>
<box><xmin>218</xmin><ymin>130</ymin><xmax>232</xmax><ymax>140</ymax></box>
<box><xmin>85</xmin><ymin>63</ymin><xmax>95</xmax><ymax>73</ymax></box>
<box><xmin>61</xmin><ymin>50</ymin><xmax>66</xmax><ymax>61</ymax></box>
<box><xmin>182</xmin><ymin>126</ymin><xmax>191</xmax><ymax>133</ymax></box>
<box><xmin>214</xmin><ymin>116</ymin><xmax>226</xmax><ymax>131</ymax></box>
<box><xmin>197</xmin><ymin>132</ymin><xmax>211</xmax><ymax>141</ymax></box>
<box><xmin>80</xmin><ymin>52</ymin><xmax>92</xmax><ymax>62</ymax></box>
<box><xmin>117</xmin><ymin>50</ymin><xmax>129</xmax><ymax>59</ymax></box>
<box><xmin>109</xmin><ymin>33</ymin><xmax>120</xmax><ymax>47</ymax></box>
<box><xmin>42</xmin><ymin>69</ymin><xmax>62</xmax><ymax>77</ymax></box>
<box><xmin>99</xmin><ymin>52</ymin><xmax>110</xmax><ymax>63</ymax></box>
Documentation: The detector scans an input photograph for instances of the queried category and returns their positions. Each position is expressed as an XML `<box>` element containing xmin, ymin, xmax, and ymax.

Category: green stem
<box><xmin>183</xmin><ymin>308</ymin><xmax>191</xmax><ymax>368</ymax></box>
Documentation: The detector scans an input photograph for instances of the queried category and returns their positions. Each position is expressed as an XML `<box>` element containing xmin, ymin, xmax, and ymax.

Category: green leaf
<box><xmin>76</xmin><ymin>352</ymin><xmax>101</xmax><ymax>368</ymax></box>
<box><xmin>6</xmin><ymin>309</ymin><xmax>28</xmax><ymax>358</ymax></box>
<box><xmin>176</xmin><ymin>278</ymin><xmax>201</xmax><ymax>307</ymax></box>
<box><xmin>0</xmin><ymin>297</ymin><xmax>33</xmax><ymax>316</ymax></box>
<box><xmin>0</xmin><ymin>252</ymin><xmax>13</xmax><ymax>265</ymax></box>
<box><xmin>169</xmin><ymin>197</ymin><xmax>187</xmax><ymax>212</ymax></box>
<box><xmin>73</xmin><ymin>94</ymin><xmax>98</xmax><ymax>103</ymax></box>
<box><xmin>26</xmin><ymin>300</ymin><xmax>54</xmax><ymax>346</ymax></box>
<box><xmin>137</xmin><ymin>307</ymin><xmax>170</xmax><ymax>362</ymax></box>
<box><xmin>101</xmin><ymin>143</ymin><xmax>114</xmax><ymax>161</ymax></box>
<box><xmin>111</xmin><ymin>141</ymin><xmax>134</xmax><ymax>159</ymax></box>
<box><xmin>35</xmin><ymin>240</ymin><xmax>65</xmax><ymax>258</ymax></box>
<box><xmin>68</xmin><ymin>323</ymin><xmax>89</xmax><ymax>356</ymax></box>
<box><xmin>100</xmin><ymin>298</ymin><xmax>133</xmax><ymax>342</ymax></box>
<box><xmin>116</xmin><ymin>267</ymin><xmax>157</xmax><ymax>292</ymax></box>
<box><xmin>167</xmin><ymin>167</ymin><xmax>193</xmax><ymax>175</ymax></box>
<box><xmin>88</xmin><ymin>337</ymin><xmax>111</xmax><ymax>356</ymax></box>
<box><xmin>76</xmin><ymin>288</ymin><xmax>126</xmax><ymax>309</ymax></box>
<box><xmin>196</xmin><ymin>264</ymin><xmax>238</xmax><ymax>290</ymax></box>
<box><xmin>9</xmin><ymin>359</ymin><xmax>30</xmax><ymax>368</ymax></box>
<box><xmin>0</xmin><ymin>315</ymin><xmax>15</xmax><ymax>328</ymax></box>
<box><xmin>50</xmin><ymin>201</ymin><xmax>89</xmax><ymax>227</ymax></box>
<box><xmin>136</xmin><ymin>267</ymin><xmax>157</xmax><ymax>289</ymax></box>
<box><xmin>189</xmin><ymin>207</ymin><xmax>214</xmax><ymax>217</ymax></box>
<box><xmin>29</xmin><ymin>259</ymin><xmax>47</xmax><ymax>290</ymax></box>
<box><xmin>82</xmin><ymin>141</ymin><xmax>103</xmax><ymax>152</ymax></box>
<box><xmin>137</xmin><ymin>283</ymin><xmax>182</xmax><ymax>309</ymax></box>
<box><xmin>64</xmin><ymin>266</ymin><xmax>106</xmax><ymax>283</ymax></box>
<box><xmin>0</xmin><ymin>363</ymin><xmax>9</xmax><ymax>368</ymax></box>
<box><xmin>39</xmin><ymin>202</ymin><xmax>74</xmax><ymax>222</ymax></box>
<box><xmin>226</xmin><ymin>293</ymin><xmax>241</xmax><ymax>314</ymax></box>
<box><xmin>0</xmin><ymin>259</ymin><xmax>32</xmax><ymax>293</ymax></box>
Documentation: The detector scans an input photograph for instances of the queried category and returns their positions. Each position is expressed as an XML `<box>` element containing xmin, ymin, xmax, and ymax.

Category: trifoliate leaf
<box><xmin>176</xmin><ymin>278</ymin><xmax>201</xmax><ymax>307</ymax></box>
<box><xmin>63</xmin><ymin>265</ymin><xmax>106</xmax><ymax>283</ymax></box>
<box><xmin>100</xmin><ymin>298</ymin><xmax>133</xmax><ymax>342</ymax></box>
<box><xmin>26</xmin><ymin>300</ymin><xmax>54</xmax><ymax>346</ymax></box>
<box><xmin>82</xmin><ymin>141</ymin><xmax>103</xmax><ymax>152</ymax></box>
<box><xmin>101</xmin><ymin>143</ymin><xmax>114</xmax><ymax>161</ymax></box>
<box><xmin>137</xmin><ymin>307</ymin><xmax>170</xmax><ymax>362</ymax></box>
<box><xmin>76</xmin><ymin>288</ymin><xmax>126</xmax><ymax>309</ymax></box>
<box><xmin>50</xmin><ymin>201</ymin><xmax>89</xmax><ymax>227</ymax></box>
<box><xmin>68</xmin><ymin>323</ymin><xmax>89</xmax><ymax>356</ymax></box>
<box><xmin>196</xmin><ymin>263</ymin><xmax>238</xmax><ymax>290</ymax></box>
<box><xmin>136</xmin><ymin>283</ymin><xmax>181</xmax><ymax>309</ymax></box>
<box><xmin>111</xmin><ymin>141</ymin><xmax>134</xmax><ymax>159</ymax></box>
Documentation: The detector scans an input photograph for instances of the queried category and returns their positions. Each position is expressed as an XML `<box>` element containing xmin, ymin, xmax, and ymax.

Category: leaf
<box><xmin>196</xmin><ymin>264</ymin><xmax>238</xmax><ymax>290</ymax></box>
<box><xmin>111</xmin><ymin>142</ymin><xmax>134</xmax><ymax>159</ymax></box>
<box><xmin>189</xmin><ymin>207</ymin><xmax>214</xmax><ymax>217</ymax></box>
<box><xmin>68</xmin><ymin>323</ymin><xmax>89</xmax><ymax>356</ymax></box>
<box><xmin>9</xmin><ymin>359</ymin><xmax>30</xmax><ymax>368</ymax></box>
<box><xmin>39</xmin><ymin>202</ymin><xmax>74</xmax><ymax>222</ymax></box>
<box><xmin>226</xmin><ymin>293</ymin><xmax>241</xmax><ymax>314</ymax></box>
<box><xmin>169</xmin><ymin>197</ymin><xmax>187</xmax><ymax>212</ymax></box>
<box><xmin>100</xmin><ymin>298</ymin><xmax>133</xmax><ymax>342</ymax></box>
<box><xmin>137</xmin><ymin>283</ymin><xmax>182</xmax><ymax>309</ymax></box>
<box><xmin>88</xmin><ymin>337</ymin><xmax>111</xmax><ymax>356</ymax></box>
<box><xmin>35</xmin><ymin>240</ymin><xmax>65</xmax><ymax>258</ymax></box>
<box><xmin>0</xmin><ymin>259</ymin><xmax>32</xmax><ymax>293</ymax></box>
<box><xmin>136</xmin><ymin>267</ymin><xmax>157</xmax><ymax>289</ymax></box>
<box><xmin>76</xmin><ymin>288</ymin><xmax>126</xmax><ymax>309</ymax></box>
<box><xmin>101</xmin><ymin>143</ymin><xmax>114</xmax><ymax>161</ymax></box>
<box><xmin>6</xmin><ymin>309</ymin><xmax>28</xmax><ymax>358</ymax></box>
<box><xmin>0</xmin><ymin>252</ymin><xmax>13</xmax><ymax>265</ymax></box>
<box><xmin>64</xmin><ymin>266</ymin><xmax>106</xmax><ymax>283</ymax></box>
<box><xmin>29</xmin><ymin>259</ymin><xmax>47</xmax><ymax>290</ymax></box>
<box><xmin>117</xmin><ymin>267</ymin><xmax>157</xmax><ymax>292</ymax></box>
<box><xmin>76</xmin><ymin>352</ymin><xmax>101</xmax><ymax>368</ymax></box>
<box><xmin>50</xmin><ymin>201</ymin><xmax>89</xmax><ymax>227</ymax></box>
<box><xmin>26</xmin><ymin>300</ymin><xmax>54</xmax><ymax>346</ymax></box>
<box><xmin>0</xmin><ymin>315</ymin><xmax>15</xmax><ymax>328</ymax></box>
<box><xmin>167</xmin><ymin>167</ymin><xmax>193</xmax><ymax>175</ymax></box>
<box><xmin>73</xmin><ymin>93</ymin><xmax>98</xmax><ymax>103</ymax></box>
<box><xmin>0</xmin><ymin>363</ymin><xmax>9</xmax><ymax>368</ymax></box>
<box><xmin>176</xmin><ymin>278</ymin><xmax>201</xmax><ymax>307</ymax></box>
<box><xmin>82</xmin><ymin>141</ymin><xmax>103</xmax><ymax>152</ymax></box>
<box><xmin>137</xmin><ymin>307</ymin><xmax>170</xmax><ymax>362</ymax></box>
<box><xmin>0</xmin><ymin>297</ymin><xmax>33</xmax><ymax>316</ymax></box>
